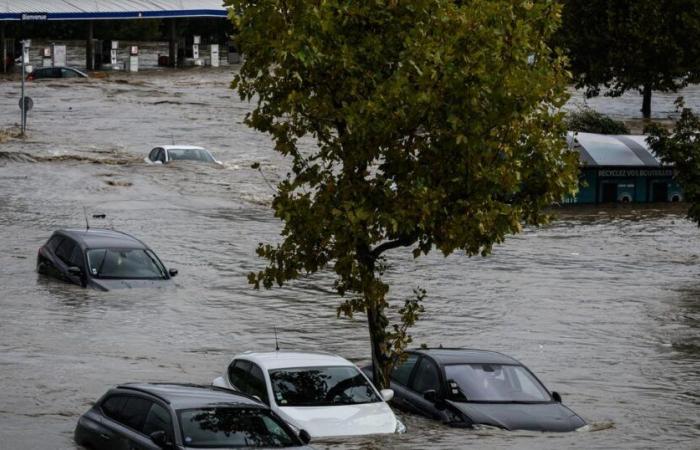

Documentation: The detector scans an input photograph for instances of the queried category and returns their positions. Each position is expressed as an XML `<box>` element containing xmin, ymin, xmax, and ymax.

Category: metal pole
<box><xmin>169</xmin><ymin>19</ymin><xmax>177</xmax><ymax>68</ymax></box>
<box><xmin>1</xmin><ymin>23</ymin><xmax>6</xmax><ymax>74</ymax></box>
<box><xmin>21</xmin><ymin>41</ymin><xmax>25</xmax><ymax>135</ymax></box>
<box><xmin>86</xmin><ymin>21</ymin><xmax>94</xmax><ymax>70</ymax></box>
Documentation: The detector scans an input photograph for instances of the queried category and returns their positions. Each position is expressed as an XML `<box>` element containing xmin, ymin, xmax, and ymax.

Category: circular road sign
<box><xmin>19</xmin><ymin>97</ymin><xmax>34</xmax><ymax>111</ymax></box>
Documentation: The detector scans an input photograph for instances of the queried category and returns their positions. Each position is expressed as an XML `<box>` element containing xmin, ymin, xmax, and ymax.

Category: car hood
<box><xmin>88</xmin><ymin>278</ymin><xmax>172</xmax><ymax>291</ymax></box>
<box><xmin>277</xmin><ymin>402</ymin><xmax>396</xmax><ymax>438</ymax></box>
<box><xmin>446</xmin><ymin>400</ymin><xmax>585</xmax><ymax>432</ymax></box>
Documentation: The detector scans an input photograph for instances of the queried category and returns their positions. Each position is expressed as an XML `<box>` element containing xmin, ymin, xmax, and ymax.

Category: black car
<box><xmin>37</xmin><ymin>228</ymin><xmax>177</xmax><ymax>291</ymax></box>
<box><xmin>365</xmin><ymin>348</ymin><xmax>586</xmax><ymax>432</ymax></box>
<box><xmin>75</xmin><ymin>383</ymin><xmax>313</xmax><ymax>450</ymax></box>
<box><xmin>27</xmin><ymin>66</ymin><xmax>88</xmax><ymax>80</ymax></box>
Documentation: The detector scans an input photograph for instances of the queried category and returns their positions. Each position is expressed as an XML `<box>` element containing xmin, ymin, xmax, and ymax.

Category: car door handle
<box><xmin>99</xmin><ymin>433</ymin><xmax>112</xmax><ymax>440</ymax></box>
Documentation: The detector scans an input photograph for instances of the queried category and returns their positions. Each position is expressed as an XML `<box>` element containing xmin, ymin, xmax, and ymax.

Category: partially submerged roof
<box><xmin>413</xmin><ymin>348</ymin><xmax>521</xmax><ymax>366</ymax></box>
<box><xmin>238</xmin><ymin>351</ymin><xmax>355</xmax><ymax>371</ymax></box>
<box><xmin>58</xmin><ymin>228</ymin><xmax>147</xmax><ymax>250</ymax></box>
<box><xmin>568</xmin><ymin>132</ymin><xmax>664</xmax><ymax>167</ymax></box>
<box><xmin>0</xmin><ymin>1</ymin><xmax>228</xmax><ymax>21</ymax></box>
<box><xmin>116</xmin><ymin>383</ymin><xmax>263</xmax><ymax>410</ymax></box>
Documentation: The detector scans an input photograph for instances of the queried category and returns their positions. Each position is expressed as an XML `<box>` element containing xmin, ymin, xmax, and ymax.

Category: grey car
<box><xmin>75</xmin><ymin>383</ymin><xmax>314</xmax><ymax>449</ymax></box>
<box><xmin>37</xmin><ymin>228</ymin><xmax>177</xmax><ymax>291</ymax></box>
<box><xmin>365</xmin><ymin>348</ymin><xmax>586</xmax><ymax>432</ymax></box>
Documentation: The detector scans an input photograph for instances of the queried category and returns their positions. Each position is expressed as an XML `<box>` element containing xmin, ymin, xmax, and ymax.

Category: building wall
<box><xmin>571</xmin><ymin>167</ymin><xmax>682</xmax><ymax>204</ymax></box>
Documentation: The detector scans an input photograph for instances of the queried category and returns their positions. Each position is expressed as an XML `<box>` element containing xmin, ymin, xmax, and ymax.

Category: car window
<box><xmin>47</xmin><ymin>236</ymin><xmax>63</xmax><ymax>252</ymax></box>
<box><xmin>69</xmin><ymin>245</ymin><xmax>84</xmax><ymax>269</ymax></box>
<box><xmin>248</xmin><ymin>363</ymin><xmax>269</xmax><ymax>404</ymax></box>
<box><xmin>157</xmin><ymin>149</ymin><xmax>166</xmax><ymax>163</ymax></box>
<box><xmin>119</xmin><ymin>397</ymin><xmax>153</xmax><ymax>431</ymax></box>
<box><xmin>143</xmin><ymin>402</ymin><xmax>173</xmax><ymax>439</ymax></box>
<box><xmin>178</xmin><ymin>407</ymin><xmax>297</xmax><ymax>448</ymax></box>
<box><xmin>54</xmin><ymin>238</ymin><xmax>77</xmax><ymax>266</ymax></box>
<box><xmin>410</xmin><ymin>357</ymin><xmax>440</xmax><ymax>394</ymax></box>
<box><xmin>61</xmin><ymin>68</ymin><xmax>80</xmax><ymax>78</ymax></box>
<box><xmin>391</xmin><ymin>353</ymin><xmax>419</xmax><ymax>386</ymax></box>
<box><xmin>229</xmin><ymin>360</ymin><xmax>252</xmax><ymax>390</ymax></box>
<box><xmin>102</xmin><ymin>395</ymin><xmax>129</xmax><ymax>420</ymax></box>
<box><xmin>443</xmin><ymin>364</ymin><xmax>551</xmax><ymax>402</ymax></box>
<box><xmin>149</xmin><ymin>148</ymin><xmax>159</xmax><ymax>161</ymax></box>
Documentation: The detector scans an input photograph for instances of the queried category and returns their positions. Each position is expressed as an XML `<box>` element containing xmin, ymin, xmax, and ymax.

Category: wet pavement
<box><xmin>0</xmin><ymin>68</ymin><xmax>699</xmax><ymax>449</ymax></box>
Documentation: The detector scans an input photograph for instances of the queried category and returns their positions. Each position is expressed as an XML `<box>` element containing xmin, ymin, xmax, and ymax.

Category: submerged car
<box><xmin>27</xmin><ymin>66</ymin><xmax>88</xmax><ymax>80</ymax></box>
<box><xmin>37</xmin><ymin>228</ymin><xmax>177</xmax><ymax>291</ymax></box>
<box><xmin>212</xmin><ymin>351</ymin><xmax>405</xmax><ymax>438</ymax></box>
<box><xmin>365</xmin><ymin>348</ymin><xmax>586</xmax><ymax>432</ymax></box>
<box><xmin>145</xmin><ymin>145</ymin><xmax>222</xmax><ymax>165</ymax></box>
<box><xmin>75</xmin><ymin>383</ymin><xmax>313</xmax><ymax>450</ymax></box>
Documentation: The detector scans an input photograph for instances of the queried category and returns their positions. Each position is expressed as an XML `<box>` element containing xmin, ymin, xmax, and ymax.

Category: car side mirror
<box><xmin>298</xmin><ymin>429</ymin><xmax>311</xmax><ymax>444</ymax></box>
<box><xmin>380</xmin><ymin>389</ymin><xmax>394</xmax><ymax>402</ymax></box>
<box><xmin>168</xmin><ymin>268</ymin><xmax>178</xmax><ymax>277</ymax></box>
<box><xmin>552</xmin><ymin>391</ymin><xmax>562</xmax><ymax>403</ymax></box>
<box><xmin>67</xmin><ymin>266</ymin><xmax>82</xmax><ymax>276</ymax></box>
<box><xmin>423</xmin><ymin>389</ymin><xmax>438</xmax><ymax>403</ymax></box>
<box><xmin>149</xmin><ymin>430</ymin><xmax>171</xmax><ymax>448</ymax></box>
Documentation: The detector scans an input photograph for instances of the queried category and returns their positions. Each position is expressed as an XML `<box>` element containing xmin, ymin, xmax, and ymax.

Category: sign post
<box><xmin>20</xmin><ymin>39</ymin><xmax>30</xmax><ymax>136</ymax></box>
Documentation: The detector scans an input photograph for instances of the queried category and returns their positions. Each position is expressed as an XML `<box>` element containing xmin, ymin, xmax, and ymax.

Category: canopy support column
<box><xmin>1</xmin><ymin>23</ymin><xmax>6</xmax><ymax>74</ymax></box>
<box><xmin>169</xmin><ymin>19</ymin><xmax>177</xmax><ymax>68</ymax></box>
<box><xmin>86</xmin><ymin>20</ymin><xmax>94</xmax><ymax>70</ymax></box>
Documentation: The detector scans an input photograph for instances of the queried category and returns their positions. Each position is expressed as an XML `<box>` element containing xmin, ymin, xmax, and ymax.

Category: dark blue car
<box><xmin>37</xmin><ymin>228</ymin><xmax>177</xmax><ymax>291</ymax></box>
<box><xmin>366</xmin><ymin>348</ymin><xmax>586</xmax><ymax>432</ymax></box>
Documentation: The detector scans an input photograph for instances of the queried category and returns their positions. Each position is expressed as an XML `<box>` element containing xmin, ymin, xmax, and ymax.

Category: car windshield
<box><xmin>167</xmin><ymin>148</ymin><xmax>215</xmax><ymax>162</ymax></box>
<box><xmin>444</xmin><ymin>364</ymin><xmax>551</xmax><ymax>402</ymax></box>
<box><xmin>269</xmin><ymin>366</ymin><xmax>381</xmax><ymax>407</ymax></box>
<box><xmin>178</xmin><ymin>407</ymin><xmax>298</xmax><ymax>448</ymax></box>
<box><xmin>86</xmin><ymin>248</ymin><xmax>166</xmax><ymax>279</ymax></box>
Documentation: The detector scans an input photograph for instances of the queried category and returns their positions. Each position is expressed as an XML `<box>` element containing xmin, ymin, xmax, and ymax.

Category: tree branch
<box><xmin>370</xmin><ymin>234</ymin><xmax>418</xmax><ymax>259</ymax></box>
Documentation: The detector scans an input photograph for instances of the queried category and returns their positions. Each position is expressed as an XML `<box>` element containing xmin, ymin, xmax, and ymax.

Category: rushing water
<box><xmin>0</xmin><ymin>69</ymin><xmax>698</xmax><ymax>449</ymax></box>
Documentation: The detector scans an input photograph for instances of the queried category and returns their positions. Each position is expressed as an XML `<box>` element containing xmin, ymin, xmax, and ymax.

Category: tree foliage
<box><xmin>646</xmin><ymin>100</ymin><xmax>700</xmax><ymax>225</ymax></box>
<box><xmin>229</xmin><ymin>0</ymin><xmax>578</xmax><ymax>388</ymax></box>
<box><xmin>566</xmin><ymin>108</ymin><xmax>629</xmax><ymax>135</ymax></box>
<box><xmin>559</xmin><ymin>0</ymin><xmax>700</xmax><ymax>118</ymax></box>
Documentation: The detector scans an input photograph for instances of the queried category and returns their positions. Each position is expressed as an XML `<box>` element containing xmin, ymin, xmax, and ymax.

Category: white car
<box><xmin>144</xmin><ymin>145</ymin><xmax>222</xmax><ymax>165</ymax></box>
<box><xmin>212</xmin><ymin>351</ymin><xmax>406</xmax><ymax>439</ymax></box>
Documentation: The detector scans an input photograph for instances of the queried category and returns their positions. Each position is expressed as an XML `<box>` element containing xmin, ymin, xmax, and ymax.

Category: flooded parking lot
<box><xmin>0</xmin><ymin>69</ymin><xmax>699</xmax><ymax>449</ymax></box>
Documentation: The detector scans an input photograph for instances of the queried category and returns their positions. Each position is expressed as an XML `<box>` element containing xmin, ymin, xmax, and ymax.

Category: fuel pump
<box><xmin>210</xmin><ymin>44</ymin><xmax>219</xmax><ymax>67</ymax></box>
<box><xmin>193</xmin><ymin>35</ymin><xmax>202</xmax><ymax>66</ymax></box>
<box><xmin>128</xmin><ymin>45</ymin><xmax>138</xmax><ymax>72</ymax></box>
<box><xmin>42</xmin><ymin>47</ymin><xmax>51</xmax><ymax>67</ymax></box>
<box><xmin>51</xmin><ymin>43</ymin><xmax>66</xmax><ymax>67</ymax></box>
<box><xmin>110</xmin><ymin>41</ymin><xmax>119</xmax><ymax>70</ymax></box>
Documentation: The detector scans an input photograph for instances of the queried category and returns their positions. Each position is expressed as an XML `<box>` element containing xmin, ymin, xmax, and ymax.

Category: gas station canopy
<box><xmin>0</xmin><ymin>1</ymin><xmax>228</xmax><ymax>21</ymax></box>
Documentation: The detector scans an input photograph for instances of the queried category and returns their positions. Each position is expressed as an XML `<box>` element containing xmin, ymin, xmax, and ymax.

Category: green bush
<box><xmin>566</xmin><ymin>109</ymin><xmax>630</xmax><ymax>134</ymax></box>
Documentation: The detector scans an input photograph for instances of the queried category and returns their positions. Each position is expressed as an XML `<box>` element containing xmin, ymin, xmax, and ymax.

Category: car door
<box><xmin>53</xmin><ymin>237</ymin><xmax>82</xmax><ymax>285</ymax></box>
<box><xmin>129</xmin><ymin>402</ymin><xmax>174</xmax><ymax>450</ymax></box>
<box><xmin>387</xmin><ymin>353</ymin><xmax>419</xmax><ymax>412</ymax></box>
<box><xmin>98</xmin><ymin>395</ymin><xmax>136</xmax><ymax>450</ymax></box>
<box><xmin>404</xmin><ymin>356</ymin><xmax>444</xmax><ymax>420</ymax></box>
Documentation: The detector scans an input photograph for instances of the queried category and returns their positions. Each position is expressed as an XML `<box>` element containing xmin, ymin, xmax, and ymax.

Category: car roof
<box><xmin>160</xmin><ymin>145</ymin><xmax>207</xmax><ymax>151</ymax></box>
<box><xmin>235</xmin><ymin>351</ymin><xmax>355</xmax><ymax>371</ymax></box>
<box><xmin>113</xmin><ymin>383</ymin><xmax>264</xmax><ymax>410</ymax></box>
<box><xmin>55</xmin><ymin>228</ymin><xmax>148</xmax><ymax>250</ymax></box>
<box><xmin>409</xmin><ymin>348</ymin><xmax>522</xmax><ymax>366</ymax></box>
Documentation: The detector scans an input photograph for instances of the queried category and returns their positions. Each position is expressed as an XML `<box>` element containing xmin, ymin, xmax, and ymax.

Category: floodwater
<box><xmin>0</xmin><ymin>69</ymin><xmax>698</xmax><ymax>449</ymax></box>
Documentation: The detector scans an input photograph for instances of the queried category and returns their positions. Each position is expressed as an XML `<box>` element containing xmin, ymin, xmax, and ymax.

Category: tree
<box><xmin>229</xmin><ymin>0</ymin><xmax>579</xmax><ymax>388</ymax></box>
<box><xmin>646</xmin><ymin>100</ymin><xmax>700</xmax><ymax>225</ymax></box>
<box><xmin>566</xmin><ymin>108</ymin><xmax>630</xmax><ymax>135</ymax></box>
<box><xmin>560</xmin><ymin>1</ymin><xmax>700</xmax><ymax>118</ymax></box>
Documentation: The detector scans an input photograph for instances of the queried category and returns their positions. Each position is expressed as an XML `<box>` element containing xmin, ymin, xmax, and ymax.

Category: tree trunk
<box><xmin>641</xmin><ymin>84</ymin><xmax>652</xmax><ymax>119</ymax></box>
<box><xmin>366</xmin><ymin>294</ymin><xmax>389</xmax><ymax>389</ymax></box>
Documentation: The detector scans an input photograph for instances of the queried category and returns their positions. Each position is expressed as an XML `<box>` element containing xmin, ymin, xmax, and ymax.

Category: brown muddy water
<box><xmin>0</xmin><ymin>69</ymin><xmax>699</xmax><ymax>449</ymax></box>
